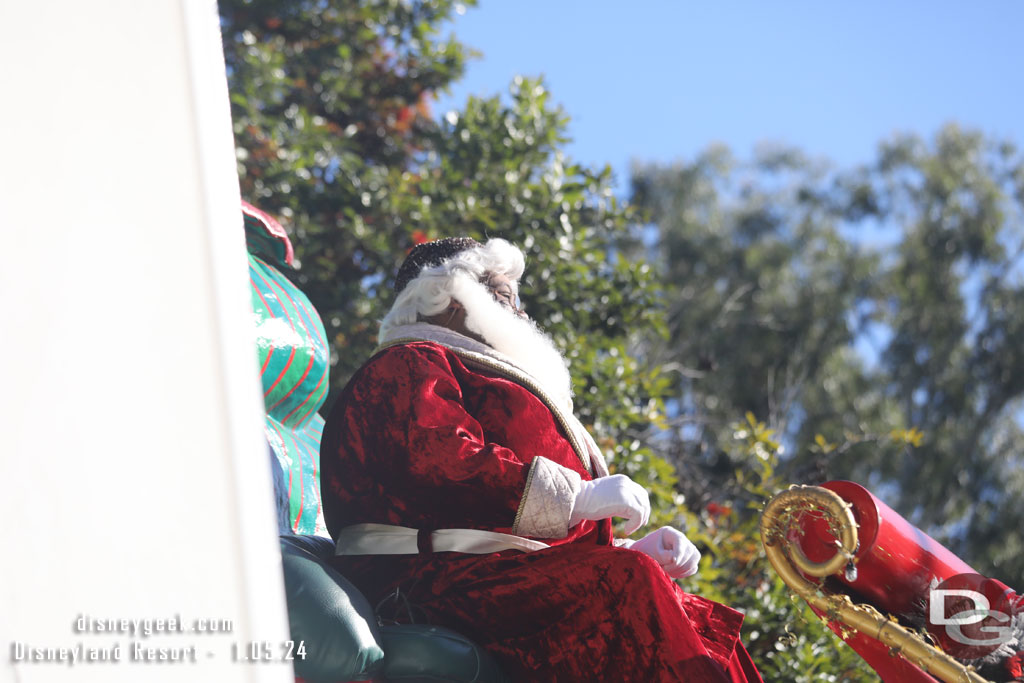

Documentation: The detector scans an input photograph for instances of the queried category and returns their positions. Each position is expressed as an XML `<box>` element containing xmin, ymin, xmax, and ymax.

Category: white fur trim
<box><xmin>380</xmin><ymin>322</ymin><xmax>498</xmax><ymax>358</ymax></box>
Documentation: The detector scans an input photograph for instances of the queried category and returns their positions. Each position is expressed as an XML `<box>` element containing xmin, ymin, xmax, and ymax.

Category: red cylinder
<box><xmin>793</xmin><ymin>480</ymin><xmax>976</xmax><ymax>616</ymax></box>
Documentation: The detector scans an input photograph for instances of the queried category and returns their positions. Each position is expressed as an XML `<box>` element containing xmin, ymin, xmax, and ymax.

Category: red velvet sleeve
<box><xmin>330</xmin><ymin>343</ymin><xmax>531</xmax><ymax>531</ymax></box>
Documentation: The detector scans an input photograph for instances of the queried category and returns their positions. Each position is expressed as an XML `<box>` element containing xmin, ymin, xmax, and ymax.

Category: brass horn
<box><xmin>759</xmin><ymin>485</ymin><xmax>990</xmax><ymax>683</ymax></box>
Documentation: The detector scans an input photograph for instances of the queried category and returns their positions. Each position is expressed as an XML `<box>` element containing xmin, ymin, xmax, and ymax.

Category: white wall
<box><xmin>0</xmin><ymin>2</ymin><xmax>291</xmax><ymax>681</ymax></box>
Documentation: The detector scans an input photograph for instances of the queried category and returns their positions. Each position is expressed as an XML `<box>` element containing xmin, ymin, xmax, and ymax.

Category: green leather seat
<box><xmin>280</xmin><ymin>535</ymin><xmax>508</xmax><ymax>683</ymax></box>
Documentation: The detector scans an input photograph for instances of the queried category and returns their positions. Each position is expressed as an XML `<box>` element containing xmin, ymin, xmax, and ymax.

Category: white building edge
<box><xmin>1</xmin><ymin>2</ymin><xmax>291</xmax><ymax>681</ymax></box>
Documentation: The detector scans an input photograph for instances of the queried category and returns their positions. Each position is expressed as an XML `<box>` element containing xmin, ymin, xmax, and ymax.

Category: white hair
<box><xmin>379</xmin><ymin>238</ymin><xmax>525</xmax><ymax>342</ymax></box>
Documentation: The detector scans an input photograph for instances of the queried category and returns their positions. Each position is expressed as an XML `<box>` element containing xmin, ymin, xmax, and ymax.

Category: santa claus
<box><xmin>320</xmin><ymin>237</ymin><xmax>763</xmax><ymax>682</ymax></box>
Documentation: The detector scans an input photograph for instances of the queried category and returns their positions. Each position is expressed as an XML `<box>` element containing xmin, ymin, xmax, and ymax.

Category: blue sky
<box><xmin>436</xmin><ymin>2</ymin><xmax>1024</xmax><ymax>191</ymax></box>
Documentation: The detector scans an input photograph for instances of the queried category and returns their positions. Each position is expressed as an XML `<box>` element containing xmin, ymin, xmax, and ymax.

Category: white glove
<box><xmin>568</xmin><ymin>474</ymin><xmax>650</xmax><ymax>535</ymax></box>
<box><xmin>628</xmin><ymin>527</ymin><xmax>701</xmax><ymax>579</ymax></box>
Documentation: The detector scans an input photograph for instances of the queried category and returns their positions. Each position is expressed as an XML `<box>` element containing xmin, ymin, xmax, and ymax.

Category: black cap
<box><xmin>394</xmin><ymin>237</ymin><xmax>481</xmax><ymax>293</ymax></box>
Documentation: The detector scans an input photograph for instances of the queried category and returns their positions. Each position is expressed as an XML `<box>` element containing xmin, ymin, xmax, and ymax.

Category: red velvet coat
<box><xmin>321</xmin><ymin>339</ymin><xmax>761</xmax><ymax>682</ymax></box>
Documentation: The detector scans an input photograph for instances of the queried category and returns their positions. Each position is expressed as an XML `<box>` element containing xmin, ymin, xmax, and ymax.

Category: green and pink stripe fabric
<box><xmin>244</xmin><ymin>203</ymin><xmax>328</xmax><ymax>536</ymax></box>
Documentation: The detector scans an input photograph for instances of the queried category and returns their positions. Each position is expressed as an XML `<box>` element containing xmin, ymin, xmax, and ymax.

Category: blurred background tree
<box><xmin>629</xmin><ymin>145</ymin><xmax>883</xmax><ymax>511</ymax></box>
<box><xmin>221</xmin><ymin>0</ymin><xmax>473</xmax><ymax>389</ymax></box>
<box><xmin>221</xmin><ymin>0</ymin><xmax>1024</xmax><ymax>678</ymax></box>
<box><xmin>632</xmin><ymin>125</ymin><xmax>1024</xmax><ymax>585</ymax></box>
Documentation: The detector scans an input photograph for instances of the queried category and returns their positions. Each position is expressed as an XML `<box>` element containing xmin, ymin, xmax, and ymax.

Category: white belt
<box><xmin>334</xmin><ymin>523</ymin><xmax>550</xmax><ymax>556</ymax></box>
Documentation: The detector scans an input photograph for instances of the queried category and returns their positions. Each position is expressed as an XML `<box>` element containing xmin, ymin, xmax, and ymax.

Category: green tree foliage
<box><xmin>633</xmin><ymin>126</ymin><xmax>1024</xmax><ymax>585</ymax></box>
<box><xmin>684</xmin><ymin>414</ymin><xmax>877</xmax><ymax>682</ymax></box>
<box><xmin>848</xmin><ymin>127</ymin><xmax>1024</xmax><ymax>580</ymax></box>
<box><xmin>221</xmin><ymin>0</ymin><xmax>474</xmax><ymax>387</ymax></box>
<box><xmin>221</xmin><ymin>0</ymin><xmax>675</xmax><ymax>511</ymax></box>
<box><xmin>630</xmin><ymin>146</ymin><xmax>886</xmax><ymax>510</ymax></box>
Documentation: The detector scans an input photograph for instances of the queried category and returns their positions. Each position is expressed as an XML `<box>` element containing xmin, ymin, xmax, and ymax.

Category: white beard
<box><xmin>449</xmin><ymin>274</ymin><xmax>574</xmax><ymax>408</ymax></box>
